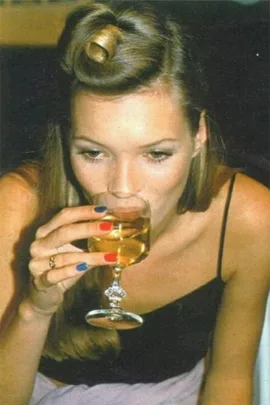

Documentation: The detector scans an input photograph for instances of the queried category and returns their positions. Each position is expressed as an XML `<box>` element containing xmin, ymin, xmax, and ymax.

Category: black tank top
<box><xmin>39</xmin><ymin>174</ymin><xmax>236</xmax><ymax>385</ymax></box>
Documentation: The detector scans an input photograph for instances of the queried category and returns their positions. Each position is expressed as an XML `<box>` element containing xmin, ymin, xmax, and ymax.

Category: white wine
<box><xmin>88</xmin><ymin>212</ymin><xmax>150</xmax><ymax>267</ymax></box>
<box><xmin>86</xmin><ymin>194</ymin><xmax>150</xmax><ymax>329</ymax></box>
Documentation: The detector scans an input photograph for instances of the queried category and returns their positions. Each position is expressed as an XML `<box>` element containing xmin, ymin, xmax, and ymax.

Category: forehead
<box><xmin>71</xmin><ymin>87</ymin><xmax>188</xmax><ymax>142</ymax></box>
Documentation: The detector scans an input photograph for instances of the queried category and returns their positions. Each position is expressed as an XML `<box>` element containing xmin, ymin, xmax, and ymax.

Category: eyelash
<box><xmin>144</xmin><ymin>151</ymin><xmax>173</xmax><ymax>164</ymax></box>
<box><xmin>79</xmin><ymin>150</ymin><xmax>173</xmax><ymax>164</ymax></box>
<box><xmin>80</xmin><ymin>150</ymin><xmax>105</xmax><ymax>163</ymax></box>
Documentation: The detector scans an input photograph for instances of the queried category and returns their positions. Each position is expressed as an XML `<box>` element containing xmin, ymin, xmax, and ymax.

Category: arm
<box><xmin>201</xmin><ymin>175</ymin><xmax>270</xmax><ymax>405</ymax></box>
<box><xmin>0</xmin><ymin>170</ymin><xmax>115</xmax><ymax>405</ymax></box>
<box><xmin>0</xmin><ymin>172</ymin><xmax>49</xmax><ymax>405</ymax></box>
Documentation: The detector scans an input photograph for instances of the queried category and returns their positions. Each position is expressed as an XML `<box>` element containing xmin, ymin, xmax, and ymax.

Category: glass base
<box><xmin>85</xmin><ymin>308</ymin><xmax>144</xmax><ymax>330</ymax></box>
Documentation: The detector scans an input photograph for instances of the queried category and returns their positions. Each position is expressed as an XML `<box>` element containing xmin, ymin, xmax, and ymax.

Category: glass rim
<box><xmin>90</xmin><ymin>191</ymin><xmax>150</xmax><ymax>206</ymax></box>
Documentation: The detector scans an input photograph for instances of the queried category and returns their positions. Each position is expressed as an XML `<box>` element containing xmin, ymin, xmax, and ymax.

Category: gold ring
<box><xmin>49</xmin><ymin>255</ymin><xmax>56</xmax><ymax>270</ymax></box>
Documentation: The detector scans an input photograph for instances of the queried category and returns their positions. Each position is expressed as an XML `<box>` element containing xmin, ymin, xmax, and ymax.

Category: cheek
<box><xmin>70</xmin><ymin>157</ymin><xmax>108</xmax><ymax>196</ymax></box>
<box><xmin>148</xmin><ymin>156</ymin><xmax>192</xmax><ymax>196</ymax></box>
<box><xmin>148</xmin><ymin>156</ymin><xmax>193</xmax><ymax>221</ymax></box>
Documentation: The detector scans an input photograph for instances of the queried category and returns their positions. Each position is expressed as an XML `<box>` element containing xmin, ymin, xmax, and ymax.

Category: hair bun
<box><xmin>84</xmin><ymin>25</ymin><xmax>122</xmax><ymax>64</ymax></box>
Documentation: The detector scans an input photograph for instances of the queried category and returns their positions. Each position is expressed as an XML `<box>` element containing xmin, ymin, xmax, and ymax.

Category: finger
<box><xmin>32</xmin><ymin>252</ymin><xmax>117</xmax><ymax>290</ymax></box>
<box><xmin>30</xmin><ymin>243</ymin><xmax>84</xmax><ymax>265</ymax></box>
<box><xmin>30</xmin><ymin>221</ymin><xmax>113</xmax><ymax>257</ymax></box>
<box><xmin>56</xmin><ymin>243</ymin><xmax>84</xmax><ymax>254</ymax></box>
<box><xmin>29</xmin><ymin>251</ymin><xmax>117</xmax><ymax>275</ymax></box>
<box><xmin>36</xmin><ymin>205</ymin><xmax>107</xmax><ymax>239</ymax></box>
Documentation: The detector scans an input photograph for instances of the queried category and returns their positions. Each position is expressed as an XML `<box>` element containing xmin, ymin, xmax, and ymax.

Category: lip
<box><xmin>89</xmin><ymin>191</ymin><xmax>150</xmax><ymax>206</ymax></box>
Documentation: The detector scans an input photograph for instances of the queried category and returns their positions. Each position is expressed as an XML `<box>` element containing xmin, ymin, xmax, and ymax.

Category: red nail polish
<box><xmin>99</xmin><ymin>222</ymin><xmax>113</xmax><ymax>231</ymax></box>
<box><xmin>104</xmin><ymin>252</ymin><xmax>118</xmax><ymax>262</ymax></box>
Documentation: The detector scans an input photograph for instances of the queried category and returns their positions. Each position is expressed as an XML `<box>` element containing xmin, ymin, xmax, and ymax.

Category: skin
<box><xmin>70</xmin><ymin>88</ymin><xmax>206</xmax><ymax>238</ymax></box>
<box><xmin>0</xmin><ymin>87</ymin><xmax>269</xmax><ymax>405</ymax></box>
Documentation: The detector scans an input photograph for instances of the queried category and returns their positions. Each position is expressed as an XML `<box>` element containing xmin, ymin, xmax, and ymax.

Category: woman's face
<box><xmin>70</xmin><ymin>87</ymin><xmax>205</xmax><ymax>232</ymax></box>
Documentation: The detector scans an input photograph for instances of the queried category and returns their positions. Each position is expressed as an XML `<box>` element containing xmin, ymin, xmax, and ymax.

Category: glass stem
<box><xmin>113</xmin><ymin>265</ymin><xmax>122</xmax><ymax>282</ymax></box>
<box><xmin>104</xmin><ymin>266</ymin><xmax>127</xmax><ymax>310</ymax></box>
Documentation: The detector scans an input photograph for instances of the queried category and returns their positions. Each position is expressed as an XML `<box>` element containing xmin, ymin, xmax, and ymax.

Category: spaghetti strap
<box><xmin>217</xmin><ymin>173</ymin><xmax>237</xmax><ymax>279</ymax></box>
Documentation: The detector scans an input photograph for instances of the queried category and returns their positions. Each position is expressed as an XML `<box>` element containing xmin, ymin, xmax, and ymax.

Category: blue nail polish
<box><xmin>94</xmin><ymin>205</ymin><xmax>107</xmax><ymax>213</ymax></box>
<box><xmin>76</xmin><ymin>262</ymin><xmax>88</xmax><ymax>271</ymax></box>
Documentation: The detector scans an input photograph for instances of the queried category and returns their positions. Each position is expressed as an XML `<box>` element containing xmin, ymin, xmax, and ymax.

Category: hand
<box><xmin>27</xmin><ymin>206</ymin><xmax>116</xmax><ymax>316</ymax></box>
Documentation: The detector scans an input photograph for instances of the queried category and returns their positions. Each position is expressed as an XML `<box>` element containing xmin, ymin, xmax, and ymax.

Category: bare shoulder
<box><xmin>230</xmin><ymin>172</ymin><xmax>269</xmax><ymax>242</ymax></box>
<box><xmin>233</xmin><ymin>171</ymin><xmax>269</xmax><ymax>218</ymax></box>
<box><xmin>220</xmin><ymin>170</ymin><xmax>270</xmax><ymax>284</ymax></box>
<box><xmin>0</xmin><ymin>161</ymin><xmax>40</xmax><ymax>220</ymax></box>
<box><xmin>0</xmin><ymin>162</ymin><xmax>41</xmax><ymax>322</ymax></box>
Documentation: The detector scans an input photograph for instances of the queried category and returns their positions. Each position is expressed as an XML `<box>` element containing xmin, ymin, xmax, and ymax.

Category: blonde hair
<box><xmin>39</xmin><ymin>1</ymin><xmax>224</xmax><ymax>361</ymax></box>
<box><xmin>38</xmin><ymin>125</ymin><xmax>120</xmax><ymax>361</ymax></box>
<box><xmin>84</xmin><ymin>24</ymin><xmax>123</xmax><ymax>63</ymax></box>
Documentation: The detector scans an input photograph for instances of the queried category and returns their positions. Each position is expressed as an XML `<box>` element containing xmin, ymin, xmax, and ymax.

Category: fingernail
<box><xmin>104</xmin><ymin>253</ymin><xmax>118</xmax><ymax>262</ymax></box>
<box><xmin>99</xmin><ymin>222</ymin><xmax>113</xmax><ymax>231</ymax></box>
<box><xmin>76</xmin><ymin>262</ymin><xmax>89</xmax><ymax>271</ymax></box>
<box><xmin>94</xmin><ymin>205</ymin><xmax>107</xmax><ymax>213</ymax></box>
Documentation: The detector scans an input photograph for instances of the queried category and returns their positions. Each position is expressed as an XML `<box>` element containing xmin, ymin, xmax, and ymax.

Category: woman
<box><xmin>0</xmin><ymin>2</ymin><xmax>269</xmax><ymax>405</ymax></box>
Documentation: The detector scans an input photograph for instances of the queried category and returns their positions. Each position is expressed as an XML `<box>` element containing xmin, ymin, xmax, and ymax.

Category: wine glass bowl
<box><xmin>85</xmin><ymin>192</ymin><xmax>151</xmax><ymax>329</ymax></box>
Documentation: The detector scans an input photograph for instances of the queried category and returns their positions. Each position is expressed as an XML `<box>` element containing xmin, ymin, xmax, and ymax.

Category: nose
<box><xmin>107</xmin><ymin>158</ymin><xmax>141</xmax><ymax>194</ymax></box>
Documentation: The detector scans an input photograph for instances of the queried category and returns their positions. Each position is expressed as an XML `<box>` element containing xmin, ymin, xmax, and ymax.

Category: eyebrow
<box><xmin>72</xmin><ymin>135</ymin><xmax>180</xmax><ymax>149</ymax></box>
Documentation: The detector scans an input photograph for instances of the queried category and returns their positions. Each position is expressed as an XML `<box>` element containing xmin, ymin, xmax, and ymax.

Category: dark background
<box><xmin>0</xmin><ymin>0</ymin><xmax>269</xmax><ymax>184</ymax></box>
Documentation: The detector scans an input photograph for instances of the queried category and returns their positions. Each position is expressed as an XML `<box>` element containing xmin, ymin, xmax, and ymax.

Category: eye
<box><xmin>80</xmin><ymin>149</ymin><xmax>107</xmax><ymax>162</ymax></box>
<box><xmin>85</xmin><ymin>150</ymin><xmax>102</xmax><ymax>158</ymax></box>
<box><xmin>144</xmin><ymin>150</ymin><xmax>173</xmax><ymax>163</ymax></box>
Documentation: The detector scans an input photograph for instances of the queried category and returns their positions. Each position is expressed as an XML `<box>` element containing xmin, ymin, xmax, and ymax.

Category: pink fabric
<box><xmin>29</xmin><ymin>359</ymin><xmax>204</xmax><ymax>405</ymax></box>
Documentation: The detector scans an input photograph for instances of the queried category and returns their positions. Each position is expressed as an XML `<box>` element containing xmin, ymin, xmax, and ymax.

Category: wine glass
<box><xmin>85</xmin><ymin>192</ymin><xmax>151</xmax><ymax>330</ymax></box>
